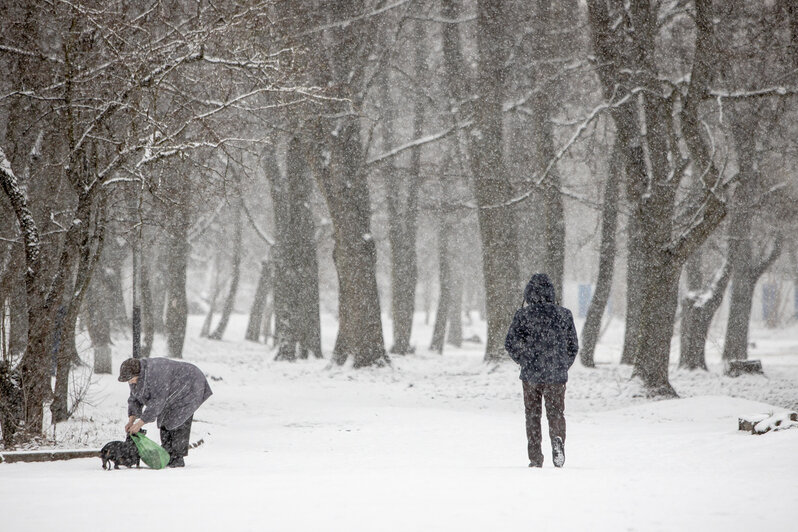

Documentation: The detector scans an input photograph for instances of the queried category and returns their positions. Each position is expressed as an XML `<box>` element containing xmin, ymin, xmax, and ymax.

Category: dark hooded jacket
<box><xmin>504</xmin><ymin>274</ymin><xmax>579</xmax><ymax>383</ymax></box>
<box><xmin>127</xmin><ymin>358</ymin><xmax>212</xmax><ymax>430</ymax></box>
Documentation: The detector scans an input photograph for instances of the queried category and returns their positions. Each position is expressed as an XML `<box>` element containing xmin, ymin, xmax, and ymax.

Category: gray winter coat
<box><xmin>128</xmin><ymin>358</ymin><xmax>213</xmax><ymax>430</ymax></box>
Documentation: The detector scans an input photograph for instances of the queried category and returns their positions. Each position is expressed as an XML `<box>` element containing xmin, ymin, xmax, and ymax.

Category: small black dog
<box><xmin>100</xmin><ymin>430</ymin><xmax>144</xmax><ymax>470</ymax></box>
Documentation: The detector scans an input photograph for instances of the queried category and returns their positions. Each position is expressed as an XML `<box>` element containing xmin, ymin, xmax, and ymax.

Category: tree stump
<box><xmin>725</xmin><ymin>360</ymin><xmax>763</xmax><ymax>377</ymax></box>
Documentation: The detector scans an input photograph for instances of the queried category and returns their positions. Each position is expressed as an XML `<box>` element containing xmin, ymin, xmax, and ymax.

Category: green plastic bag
<box><xmin>130</xmin><ymin>432</ymin><xmax>171</xmax><ymax>469</ymax></box>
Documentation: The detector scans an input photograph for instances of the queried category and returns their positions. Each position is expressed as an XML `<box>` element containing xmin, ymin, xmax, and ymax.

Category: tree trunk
<box><xmin>273</xmin><ymin>136</ymin><xmax>323</xmax><ymax>361</ymax></box>
<box><xmin>679</xmin><ymin>249</ymin><xmax>705</xmax><ymax>370</ymax></box>
<box><xmin>7</xmin><ymin>261</ymin><xmax>28</xmax><ymax>359</ymax></box>
<box><xmin>447</xmin><ymin>264</ymin><xmax>464</xmax><ymax>348</ymax></box>
<box><xmin>262</xmin><ymin>294</ymin><xmax>273</xmax><ymax>344</ymax></box>
<box><xmin>722</xmin><ymin>235</ymin><xmax>782</xmax><ymax>364</ymax></box>
<box><xmin>102</xmin><ymin>236</ymin><xmax>130</xmax><ymax>331</ymax></box>
<box><xmin>245</xmin><ymin>260</ymin><xmax>272</xmax><ymax>342</ymax></box>
<box><xmin>139</xmin><ymin>248</ymin><xmax>155</xmax><ymax>358</ymax></box>
<box><xmin>723</xmin><ymin>275</ymin><xmax>756</xmax><ymax>362</ymax></box>
<box><xmin>2</xmin><ymin>150</ymin><xmax>60</xmax><ymax>434</ymax></box>
<box><xmin>210</xmin><ymin>201</ymin><xmax>243</xmax><ymax>341</ymax></box>
<box><xmin>150</xmin><ymin>246</ymin><xmax>166</xmax><ymax>334</ymax></box>
<box><xmin>200</xmin><ymin>254</ymin><xmax>222</xmax><ymax>338</ymax></box>
<box><xmin>579</xmin><ymin>141</ymin><xmax>621</xmax><ymax>367</ymax></box>
<box><xmin>165</xmin><ymin>198</ymin><xmax>190</xmax><ymax>359</ymax></box>
<box><xmin>471</xmin><ymin>0</ymin><xmax>520</xmax><ymax>363</ymax></box>
<box><xmin>721</xmin><ymin>105</ymin><xmax>784</xmax><ymax>365</ymax></box>
<box><xmin>533</xmin><ymin>0</ymin><xmax>566</xmax><ymax>300</ymax></box>
<box><xmin>85</xmin><ymin>280</ymin><xmax>113</xmax><ymax>375</ymax></box>
<box><xmin>430</xmin><ymin>218</ymin><xmax>452</xmax><ymax>354</ymax></box>
<box><xmin>632</xmin><ymin>256</ymin><xmax>681</xmax><ymax>396</ymax></box>
<box><xmin>679</xmin><ymin>257</ymin><xmax>732</xmax><ymax>370</ymax></box>
<box><xmin>287</xmin><ymin>136</ymin><xmax>322</xmax><ymax>359</ymax></box>
<box><xmin>51</xmin><ymin>192</ymin><xmax>106</xmax><ymax>423</ymax></box>
<box><xmin>385</xmin><ymin>20</ymin><xmax>423</xmax><ymax>356</ymax></box>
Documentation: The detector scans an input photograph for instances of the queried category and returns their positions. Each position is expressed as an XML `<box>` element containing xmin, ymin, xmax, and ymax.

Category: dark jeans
<box><xmin>160</xmin><ymin>415</ymin><xmax>193</xmax><ymax>461</ymax></box>
<box><xmin>522</xmin><ymin>382</ymin><xmax>566</xmax><ymax>465</ymax></box>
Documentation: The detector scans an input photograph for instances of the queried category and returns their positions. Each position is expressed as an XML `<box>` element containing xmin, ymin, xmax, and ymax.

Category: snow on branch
<box><xmin>708</xmin><ymin>86</ymin><xmax>798</xmax><ymax>100</ymax></box>
<box><xmin>0</xmin><ymin>147</ymin><xmax>42</xmax><ymax>279</ymax></box>
<box><xmin>366</xmin><ymin>122</ymin><xmax>467</xmax><ymax>166</ymax></box>
<box><xmin>0</xmin><ymin>44</ymin><xmax>63</xmax><ymax>64</ymax></box>
<box><xmin>295</xmin><ymin>0</ymin><xmax>411</xmax><ymax>36</ymax></box>
<box><xmin>406</xmin><ymin>14</ymin><xmax>477</xmax><ymax>24</ymax></box>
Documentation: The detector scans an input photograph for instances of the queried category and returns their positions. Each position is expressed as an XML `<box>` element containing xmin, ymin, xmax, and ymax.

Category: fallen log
<box><xmin>0</xmin><ymin>449</ymin><xmax>100</xmax><ymax>464</ymax></box>
<box><xmin>739</xmin><ymin>412</ymin><xmax>798</xmax><ymax>435</ymax></box>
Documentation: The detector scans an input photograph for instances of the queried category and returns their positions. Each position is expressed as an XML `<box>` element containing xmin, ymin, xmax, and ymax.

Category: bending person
<box><xmin>119</xmin><ymin>357</ymin><xmax>213</xmax><ymax>468</ymax></box>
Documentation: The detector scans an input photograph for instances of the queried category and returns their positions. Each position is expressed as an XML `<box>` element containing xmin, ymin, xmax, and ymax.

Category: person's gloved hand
<box><xmin>127</xmin><ymin>419</ymin><xmax>145</xmax><ymax>435</ymax></box>
<box><xmin>125</xmin><ymin>416</ymin><xmax>136</xmax><ymax>433</ymax></box>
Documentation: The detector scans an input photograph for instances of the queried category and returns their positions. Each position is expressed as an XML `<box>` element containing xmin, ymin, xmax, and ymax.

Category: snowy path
<box><xmin>1</xmin><ymin>316</ymin><xmax>797</xmax><ymax>531</ymax></box>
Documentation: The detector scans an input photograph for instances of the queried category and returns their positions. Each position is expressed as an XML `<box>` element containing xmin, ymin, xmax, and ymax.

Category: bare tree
<box><xmin>1</xmin><ymin>1</ymin><xmax>312</xmax><ymax>438</ymax></box>
<box><xmin>284</xmin><ymin>2</ymin><xmax>390</xmax><ymax>367</ymax></box>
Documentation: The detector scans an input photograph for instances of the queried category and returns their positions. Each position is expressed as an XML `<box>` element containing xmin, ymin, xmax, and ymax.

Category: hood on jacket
<box><xmin>524</xmin><ymin>273</ymin><xmax>555</xmax><ymax>305</ymax></box>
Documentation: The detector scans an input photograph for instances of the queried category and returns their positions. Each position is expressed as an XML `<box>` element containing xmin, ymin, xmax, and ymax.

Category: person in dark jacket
<box><xmin>119</xmin><ymin>357</ymin><xmax>213</xmax><ymax>468</ymax></box>
<box><xmin>505</xmin><ymin>273</ymin><xmax>578</xmax><ymax>468</ymax></box>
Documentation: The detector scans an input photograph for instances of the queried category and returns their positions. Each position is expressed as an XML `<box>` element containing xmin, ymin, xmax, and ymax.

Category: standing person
<box><xmin>505</xmin><ymin>273</ymin><xmax>578</xmax><ymax>468</ymax></box>
<box><xmin>119</xmin><ymin>357</ymin><xmax>213</xmax><ymax>468</ymax></box>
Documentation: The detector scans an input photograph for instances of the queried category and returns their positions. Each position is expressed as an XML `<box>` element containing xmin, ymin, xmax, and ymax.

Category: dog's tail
<box><xmin>189</xmin><ymin>438</ymin><xmax>205</xmax><ymax>450</ymax></box>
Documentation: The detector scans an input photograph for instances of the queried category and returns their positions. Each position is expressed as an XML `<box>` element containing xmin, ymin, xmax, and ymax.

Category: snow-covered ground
<box><xmin>1</xmin><ymin>314</ymin><xmax>797</xmax><ymax>531</ymax></box>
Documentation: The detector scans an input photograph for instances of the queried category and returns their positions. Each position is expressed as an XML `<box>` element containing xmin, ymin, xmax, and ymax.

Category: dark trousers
<box><xmin>522</xmin><ymin>382</ymin><xmax>566</xmax><ymax>465</ymax></box>
<box><xmin>160</xmin><ymin>415</ymin><xmax>193</xmax><ymax>460</ymax></box>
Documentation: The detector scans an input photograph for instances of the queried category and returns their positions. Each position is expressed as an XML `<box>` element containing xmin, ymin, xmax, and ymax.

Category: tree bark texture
<box><xmin>579</xmin><ymin>141</ymin><xmax>621</xmax><ymax>367</ymax></box>
<box><xmin>51</xmin><ymin>191</ymin><xmax>106</xmax><ymax>422</ymax></box>
<box><xmin>447</xmin><ymin>266</ymin><xmax>464</xmax><ymax>348</ymax></box>
<box><xmin>430</xmin><ymin>218</ymin><xmax>453</xmax><ymax>354</ymax></box>
<box><xmin>200</xmin><ymin>254</ymin><xmax>222</xmax><ymax>338</ymax></box>
<box><xmin>209</xmin><ymin>200</ymin><xmax>243</xmax><ymax>341</ymax></box>
<box><xmin>85</xmin><ymin>280</ymin><xmax>113</xmax><ymax>375</ymax></box>
<box><xmin>311</xmin><ymin>119</ymin><xmax>387</xmax><ymax>367</ymax></box>
<box><xmin>385</xmin><ymin>19</ymin><xmax>424</xmax><ymax>356</ymax></box>
<box><xmin>1</xmin><ymin>148</ymin><xmax>51</xmax><ymax>435</ymax></box>
<box><xmin>84</xmin><ymin>231</ymin><xmax>123</xmax><ymax>374</ymax></box>
<box><xmin>3</xmin><ymin>255</ymin><xmax>28</xmax><ymax>359</ymax></box>
<box><xmin>471</xmin><ymin>0</ymin><xmax>520</xmax><ymax>363</ymax></box>
<box><xmin>722</xmin><ymin>230</ymin><xmax>782</xmax><ymax>363</ymax></box>
<box><xmin>722</xmin><ymin>109</ymin><xmax>784</xmax><ymax>364</ymax></box>
<box><xmin>246</xmin><ymin>260</ymin><xmax>272</xmax><ymax>342</ymax></box>
<box><xmin>165</xmin><ymin>196</ymin><xmax>190</xmax><ymax>359</ymax></box>
<box><xmin>679</xmin><ymin>256</ymin><xmax>731</xmax><ymax>370</ymax></box>
<box><xmin>532</xmin><ymin>0</ymin><xmax>566</xmax><ymax>301</ymax></box>
<box><xmin>298</xmin><ymin>2</ymin><xmax>387</xmax><ymax>367</ymax></box>
<box><xmin>273</xmin><ymin>137</ymin><xmax>322</xmax><ymax>361</ymax></box>
<box><xmin>139</xmin><ymin>248</ymin><xmax>155</xmax><ymax>358</ymax></box>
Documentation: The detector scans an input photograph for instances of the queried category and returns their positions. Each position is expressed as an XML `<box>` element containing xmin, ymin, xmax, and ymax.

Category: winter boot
<box><xmin>552</xmin><ymin>436</ymin><xmax>565</xmax><ymax>468</ymax></box>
